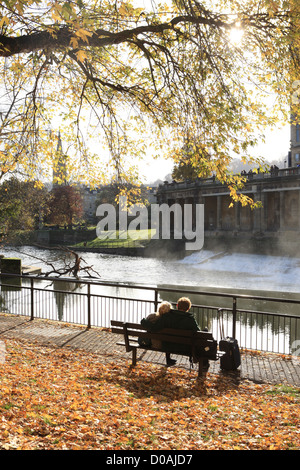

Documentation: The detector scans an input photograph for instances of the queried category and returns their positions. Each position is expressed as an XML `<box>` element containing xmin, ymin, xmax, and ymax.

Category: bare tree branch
<box><xmin>17</xmin><ymin>246</ymin><xmax>101</xmax><ymax>279</ymax></box>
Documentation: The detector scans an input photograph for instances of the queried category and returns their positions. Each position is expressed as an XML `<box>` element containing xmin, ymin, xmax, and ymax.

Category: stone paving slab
<box><xmin>0</xmin><ymin>313</ymin><xmax>300</xmax><ymax>386</ymax></box>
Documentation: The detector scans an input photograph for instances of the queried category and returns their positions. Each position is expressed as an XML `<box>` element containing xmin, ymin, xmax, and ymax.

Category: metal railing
<box><xmin>0</xmin><ymin>273</ymin><xmax>299</xmax><ymax>356</ymax></box>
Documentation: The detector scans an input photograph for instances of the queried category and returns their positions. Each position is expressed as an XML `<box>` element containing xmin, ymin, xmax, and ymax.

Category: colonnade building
<box><xmin>156</xmin><ymin>166</ymin><xmax>300</xmax><ymax>238</ymax></box>
<box><xmin>156</xmin><ymin>123</ymin><xmax>300</xmax><ymax>240</ymax></box>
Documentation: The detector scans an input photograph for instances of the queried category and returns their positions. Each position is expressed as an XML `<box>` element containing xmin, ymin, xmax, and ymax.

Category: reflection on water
<box><xmin>158</xmin><ymin>284</ymin><xmax>300</xmax><ymax>316</ymax></box>
<box><xmin>52</xmin><ymin>279</ymin><xmax>79</xmax><ymax>321</ymax></box>
<box><xmin>1</xmin><ymin>245</ymin><xmax>300</xmax><ymax>354</ymax></box>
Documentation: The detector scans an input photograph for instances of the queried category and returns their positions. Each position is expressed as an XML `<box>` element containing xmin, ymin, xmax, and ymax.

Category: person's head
<box><xmin>157</xmin><ymin>301</ymin><xmax>172</xmax><ymax>316</ymax></box>
<box><xmin>177</xmin><ymin>297</ymin><xmax>192</xmax><ymax>312</ymax></box>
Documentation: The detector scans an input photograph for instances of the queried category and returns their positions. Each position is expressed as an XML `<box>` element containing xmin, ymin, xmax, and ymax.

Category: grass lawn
<box><xmin>0</xmin><ymin>338</ymin><xmax>299</xmax><ymax>450</ymax></box>
<box><xmin>74</xmin><ymin>229</ymin><xmax>156</xmax><ymax>248</ymax></box>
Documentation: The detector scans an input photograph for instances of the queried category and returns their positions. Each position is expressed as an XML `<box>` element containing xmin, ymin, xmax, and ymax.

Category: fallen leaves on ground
<box><xmin>0</xmin><ymin>339</ymin><xmax>299</xmax><ymax>450</ymax></box>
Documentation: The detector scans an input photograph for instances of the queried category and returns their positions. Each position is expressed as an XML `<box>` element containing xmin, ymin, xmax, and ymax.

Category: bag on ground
<box><xmin>218</xmin><ymin>309</ymin><xmax>241</xmax><ymax>370</ymax></box>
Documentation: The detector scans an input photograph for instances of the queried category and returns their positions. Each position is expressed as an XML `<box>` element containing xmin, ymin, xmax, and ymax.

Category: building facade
<box><xmin>156</xmin><ymin>167</ymin><xmax>300</xmax><ymax>237</ymax></box>
<box><xmin>156</xmin><ymin>121</ymin><xmax>300</xmax><ymax>239</ymax></box>
<box><xmin>290</xmin><ymin>122</ymin><xmax>300</xmax><ymax>167</ymax></box>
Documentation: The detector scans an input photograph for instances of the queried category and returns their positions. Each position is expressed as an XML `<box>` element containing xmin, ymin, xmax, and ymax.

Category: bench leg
<box><xmin>132</xmin><ymin>347</ymin><xmax>137</xmax><ymax>367</ymax></box>
<box><xmin>197</xmin><ymin>357</ymin><xmax>203</xmax><ymax>378</ymax></box>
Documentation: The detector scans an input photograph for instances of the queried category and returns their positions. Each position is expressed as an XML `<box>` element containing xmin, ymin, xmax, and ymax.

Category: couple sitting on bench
<box><xmin>140</xmin><ymin>296</ymin><xmax>209</xmax><ymax>369</ymax></box>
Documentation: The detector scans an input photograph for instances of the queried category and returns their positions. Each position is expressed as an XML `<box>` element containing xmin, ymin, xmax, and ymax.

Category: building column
<box><xmin>253</xmin><ymin>195</ymin><xmax>261</xmax><ymax>232</ymax></box>
<box><xmin>279</xmin><ymin>191</ymin><xmax>285</xmax><ymax>231</ymax></box>
<box><xmin>217</xmin><ymin>196</ymin><xmax>222</xmax><ymax>230</ymax></box>
<box><xmin>174</xmin><ymin>197</ymin><xmax>183</xmax><ymax>238</ymax></box>
<box><xmin>261</xmin><ymin>192</ymin><xmax>267</xmax><ymax>233</ymax></box>
<box><xmin>235</xmin><ymin>202</ymin><xmax>241</xmax><ymax>231</ymax></box>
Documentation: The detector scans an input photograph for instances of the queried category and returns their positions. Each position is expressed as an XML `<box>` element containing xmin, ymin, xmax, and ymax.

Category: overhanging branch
<box><xmin>0</xmin><ymin>14</ymin><xmax>246</xmax><ymax>58</ymax></box>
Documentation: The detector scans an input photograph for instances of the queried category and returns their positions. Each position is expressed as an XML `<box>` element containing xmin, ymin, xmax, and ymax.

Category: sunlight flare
<box><xmin>229</xmin><ymin>23</ymin><xmax>244</xmax><ymax>45</ymax></box>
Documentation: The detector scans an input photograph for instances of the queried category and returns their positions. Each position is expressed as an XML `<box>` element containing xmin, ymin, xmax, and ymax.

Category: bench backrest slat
<box><xmin>111</xmin><ymin>321</ymin><xmax>214</xmax><ymax>344</ymax></box>
<box><xmin>111</xmin><ymin>320</ymin><xmax>146</xmax><ymax>331</ymax></box>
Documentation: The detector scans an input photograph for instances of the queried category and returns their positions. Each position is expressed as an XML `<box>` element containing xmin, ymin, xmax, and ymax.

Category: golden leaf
<box><xmin>75</xmin><ymin>50</ymin><xmax>87</xmax><ymax>62</ymax></box>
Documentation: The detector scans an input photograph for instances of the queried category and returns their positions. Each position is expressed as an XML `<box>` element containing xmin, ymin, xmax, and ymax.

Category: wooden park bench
<box><xmin>110</xmin><ymin>320</ymin><xmax>225</xmax><ymax>377</ymax></box>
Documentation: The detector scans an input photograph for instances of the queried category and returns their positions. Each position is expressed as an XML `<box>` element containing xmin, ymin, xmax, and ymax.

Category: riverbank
<box><xmin>5</xmin><ymin>227</ymin><xmax>300</xmax><ymax>259</ymax></box>
<box><xmin>3</xmin><ymin>229</ymin><xmax>187</xmax><ymax>259</ymax></box>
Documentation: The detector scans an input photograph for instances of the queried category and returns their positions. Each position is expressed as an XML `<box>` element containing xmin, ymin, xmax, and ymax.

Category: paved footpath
<box><xmin>0</xmin><ymin>313</ymin><xmax>300</xmax><ymax>386</ymax></box>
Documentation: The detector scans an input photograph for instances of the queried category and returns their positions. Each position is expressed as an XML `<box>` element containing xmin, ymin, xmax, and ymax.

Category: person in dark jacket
<box><xmin>141</xmin><ymin>297</ymin><xmax>199</xmax><ymax>333</ymax></box>
<box><xmin>141</xmin><ymin>297</ymin><xmax>200</xmax><ymax>366</ymax></box>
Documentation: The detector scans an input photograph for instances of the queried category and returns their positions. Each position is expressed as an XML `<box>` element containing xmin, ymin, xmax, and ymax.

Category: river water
<box><xmin>1</xmin><ymin>245</ymin><xmax>300</xmax><ymax>354</ymax></box>
<box><xmin>2</xmin><ymin>245</ymin><xmax>300</xmax><ymax>294</ymax></box>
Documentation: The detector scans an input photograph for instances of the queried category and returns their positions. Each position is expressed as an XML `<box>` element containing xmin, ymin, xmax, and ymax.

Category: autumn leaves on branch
<box><xmin>0</xmin><ymin>1</ymin><xmax>299</xmax><ymax>205</ymax></box>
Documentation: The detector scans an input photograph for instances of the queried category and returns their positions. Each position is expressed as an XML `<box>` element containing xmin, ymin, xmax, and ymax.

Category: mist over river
<box><xmin>2</xmin><ymin>245</ymin><xmax>300</xmax><ymax>295</ymax></box>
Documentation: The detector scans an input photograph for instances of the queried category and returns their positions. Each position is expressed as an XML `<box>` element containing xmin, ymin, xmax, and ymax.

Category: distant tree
<box><xmin>96</xmin><ymin>182</ymin><xmax>150</xmax><ymax>206</ymax></box>
<box><xmin>171</xmin><ymin>140</ymin><xmax>213</xmax><ymax>181</ymax></box>
<box><xmin>46</xmin><ymin>185</ymin><xmax>83</xmax><ymax>228</ymax></box>
<box><xmin>172</xmin><ymin>159</ymin><xmax>200</xmax><ymax>182</ymax></box>
<box><xmin>0</xmin><ymin>178</ymin><xmax>50</xmax><ymax>238</ymax></box>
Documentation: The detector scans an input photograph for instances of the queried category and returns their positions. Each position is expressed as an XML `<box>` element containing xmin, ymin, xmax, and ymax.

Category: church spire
<box><xmin>57</xmin><ymin>130</ymin><xmax>63</xmax><ymax>153</ymax></box>
<box><xmin>53</xmin><ymin>131</ymin><xmax>67</xmax><ymax>186</ymax></box>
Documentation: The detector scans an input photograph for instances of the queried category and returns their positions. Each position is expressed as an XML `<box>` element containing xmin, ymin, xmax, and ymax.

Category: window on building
<box><xmin>295</xmin><ymin>153</ymin><xmax>300</xmax><ymax>162</ymax></box>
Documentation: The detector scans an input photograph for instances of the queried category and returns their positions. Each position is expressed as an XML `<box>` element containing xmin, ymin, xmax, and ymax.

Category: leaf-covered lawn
<box><xmin>0</xmin><ymin>339</ymin><xmax>299</xmax><ymax>450</ymax></box>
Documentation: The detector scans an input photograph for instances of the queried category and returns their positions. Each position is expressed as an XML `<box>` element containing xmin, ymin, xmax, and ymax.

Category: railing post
<box><xmin>154</xmin><ymin>289</ymin><xmax>158</xmax><ymax>312</ymax></box>
<box><xmin>87</xmin><ymin>283</ymin><xmax>91</xmax><ymax>329</ymax></box>
<box><xmin>30</xmin><ymin>277</ymin><xmax>34</xmax><ymax>321</ymax></box>
<box><xmin>232</xmin><ymin>296</ymin><xmax>237</xmax><ymax>339</ymax></box>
